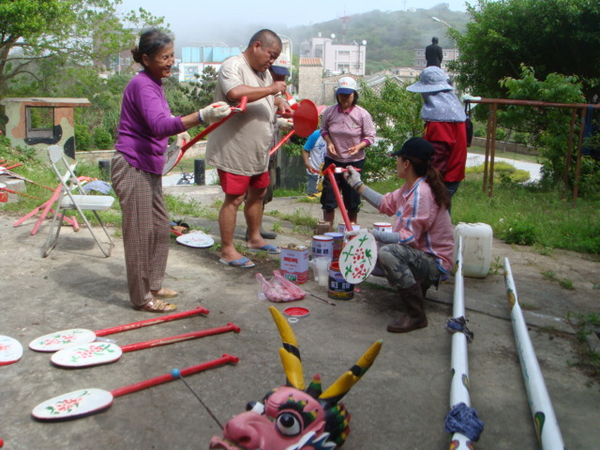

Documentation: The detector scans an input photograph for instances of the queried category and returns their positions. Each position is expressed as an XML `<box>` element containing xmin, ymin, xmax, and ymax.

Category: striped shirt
<box><xmin>379</xmin><ymin>177</ymin><xmax>454</xmax><ymax>273</ymax></box>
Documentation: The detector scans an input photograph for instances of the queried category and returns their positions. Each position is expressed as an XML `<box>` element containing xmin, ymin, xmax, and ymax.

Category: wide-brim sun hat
<box><xmin>406</xmin><ymin>66</ymin><xmax>453</xmax><ymax>93</ymax></box>
<box><xmin>336</xmin><ymin>76</ymin><xmax>358</xmax><ymax>95</ymax></box>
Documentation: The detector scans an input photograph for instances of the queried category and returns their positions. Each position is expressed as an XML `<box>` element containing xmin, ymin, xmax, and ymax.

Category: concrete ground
<box><xmin>1</xmin><ymin>183</ymin><xmax>599</xmax><ymax>450</ymax></box>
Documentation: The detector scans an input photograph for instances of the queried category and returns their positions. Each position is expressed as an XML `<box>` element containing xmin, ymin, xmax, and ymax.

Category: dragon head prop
<box><xmin>209</xmin><ymin>306</ymin><xmax>382</xmax><ymax>449</ymax></box>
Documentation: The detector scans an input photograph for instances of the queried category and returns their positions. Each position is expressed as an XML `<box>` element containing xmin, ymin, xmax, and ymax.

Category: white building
<box><xmin>301</xmin><ymin>35</ymin><xmax>367</xmax><ymax>76</ymax></box>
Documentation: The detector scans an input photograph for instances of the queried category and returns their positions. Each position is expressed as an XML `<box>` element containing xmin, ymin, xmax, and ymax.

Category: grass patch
<box><xmin>265</xmin><ymin>208</ymin><xmax>317</xmax><ymax>235</ymax></box>
<box><xmin>570</xmin><ymin>313</ymin><xmax>600</xmax><ymax>383</ymax></box>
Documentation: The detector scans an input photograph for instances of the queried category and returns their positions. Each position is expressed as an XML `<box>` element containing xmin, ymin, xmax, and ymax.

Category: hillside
<box><xmin>287</xmin><ymin>4</ymin><xmax>468</xmax><ymax>72</ymax></box>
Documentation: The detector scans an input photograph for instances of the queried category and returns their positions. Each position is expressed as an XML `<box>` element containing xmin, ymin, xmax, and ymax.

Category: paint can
<box><xmin>327</xmin><ymin>261</ymin><xmax>354</xmax><ymax>300</ymax></box>
<box><xmin>373</xmin><ymin>222</ymin><xmax>392</xmax><ymax>232</ymax></box>
<box><xmin>324</xmin><ymin>231</ymin><xmax>344</xmax><ymax>261</ymax></box>
<box><xmin>337</xmin><ymin>223</ymin><xmax>361</xmax><ymax>234</ymax></box>
<box><xmin>311</xmin><ymin>235</ymin><xmax>334</xmax><ymax>259</ymax></box>
<box><xmin>279</xmin><ymin>244</ymin><xmax>309</xmax><ymax>284</ymax></box>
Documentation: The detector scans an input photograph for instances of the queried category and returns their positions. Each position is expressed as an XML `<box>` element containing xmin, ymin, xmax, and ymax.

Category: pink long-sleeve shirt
<box><xmin>115</xmin><ymin>70</ymin><xmax>186</xmax><ymax>174</ymax></box>
<box><xmin>321</xmin><ymin>104</ymin><xmax>375</xmax><ymax>163</ymax></box>
<box><xmin>379</xmin><ymin>177</ymin><xmax>454</xmax><ymax>273</ymax></box>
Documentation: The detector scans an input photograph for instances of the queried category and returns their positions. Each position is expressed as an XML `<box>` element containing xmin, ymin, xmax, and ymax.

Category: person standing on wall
<box><xmin>111</xmin><ymin>28</ymin><xmax>232</xmax><ymax>312</ymax></box>
<box><xmin>425</xmin><ymin>37</ymin><xmax>443</xmax><ymax>68</ymax></box>
<box><xmin>407</xmin><ymin>65</ymin><xmax>467</xmax><ymax>199</ymax></box>
<box><xmin>320</xmin><ymin>76</ymin><xmax>375</xmax><ymax>228</ymax></box>
<box><xmin>343</xmin><ymin>138</ymin><xmax>454</xmax><ymax>333</ymax></box>
<box><xmin>206</xmin><ymin>29</ymin><xmax>292</xmax><ymax>268</ymax></box>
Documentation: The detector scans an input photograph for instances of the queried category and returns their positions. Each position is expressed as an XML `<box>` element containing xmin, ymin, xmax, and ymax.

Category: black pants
<box><xmin>320</xmin><ymin>158</ymin><xmax>365</xmax><ymax>214</ymax></box>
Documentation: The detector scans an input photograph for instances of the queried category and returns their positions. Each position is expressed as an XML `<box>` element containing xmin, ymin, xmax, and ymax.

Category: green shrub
<box><xmin>93</xmin><ymin>128</ymin><xmax>113</xmax><ymax>150</ymax></box>
<box><xmin>75</xmin><ymin>124</ymin><xmax>92</xmax><ymax>151</ymax></box>
<box><xmin>499</xmin><ymin>217</ymin><xmax>536</xmax><ymax>245</ymax></box>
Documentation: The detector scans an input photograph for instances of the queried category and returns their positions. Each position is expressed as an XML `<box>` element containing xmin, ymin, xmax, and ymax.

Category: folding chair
<box><xmin>41</xmin><ymin>145</ymin><xmax>115</xmax><ymax>258</ymax></box>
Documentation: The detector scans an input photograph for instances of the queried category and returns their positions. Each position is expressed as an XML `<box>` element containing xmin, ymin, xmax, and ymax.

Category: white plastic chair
<box><xmin>41</xmin><ymin>145</ymin><xmax>115</xmax><ymax>258</ymax></box>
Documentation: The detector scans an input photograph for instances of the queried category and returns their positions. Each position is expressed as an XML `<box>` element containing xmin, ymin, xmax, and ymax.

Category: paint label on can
<box><xmin>280</xmin><ymin>245</ymin><xmax>309</xmax><ymax>284</ymax></box>
<box><xmin>327</xmin><ymin>261</ymin><xmax>354</xmax><ymax>300</ymax></box>
<box><xmin>324</xmin><ymin>232</ymin><xmax>344</xmax><ymax>261</ymax></box>
<box><xmin>373</xmin><ymin>222</ymin><xmax>392</xmax><ymax>232</ymax></box>
<box><xmin>311</xmin><ymin>235</ymin><xmax>334</xmax><ymax>259</ymax></box>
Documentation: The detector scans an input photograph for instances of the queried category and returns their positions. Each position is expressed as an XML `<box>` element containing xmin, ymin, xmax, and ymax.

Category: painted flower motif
<box><xmin>0</xmin><ymin>344</ymin><xmax>9</xmax><ymax>351</ymax></box>
<box><xmin>46</xmin><ymin>390</ymin><xmax>91</xmax><ymax>415</ymax></box>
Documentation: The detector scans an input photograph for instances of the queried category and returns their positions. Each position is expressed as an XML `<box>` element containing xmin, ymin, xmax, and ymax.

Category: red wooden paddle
<box><xmin>50</xmin><ymin>323</ymin><xmax>240</xmax><ymax>368</ymax></box>
<box><xmin>32</xmin><ymin>354</ymin><xmax>239</xmax><ymax>421</ymax></box>
<box><xmin>269</xmin><ymin>99</ymin><xmax>319</xmax><ymax>156</ymax></box>
<box><xmin>163</xmin><ymin>97</ymin><xmax>248</xmax><ymax>175</ymax></box>
<box><xmin>29</xmin><ymin>306</ymin><xmax>210</xmax><ymax>352</ymax></box>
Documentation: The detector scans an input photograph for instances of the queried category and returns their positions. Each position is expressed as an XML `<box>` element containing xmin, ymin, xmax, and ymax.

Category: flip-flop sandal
<box><xmin>246</xmin><ymin>244</ymin><xmax>281</xmax><ymax>255</ymax></box>
<box><xmin>135</xmin><ymin>298</ymin><xmax>177</xmax><ymax>313</ymax></box>
<box><xmin>219</xmin><ymin>256</ymin><xmax>256</xmax><ymax>268</ymax></box>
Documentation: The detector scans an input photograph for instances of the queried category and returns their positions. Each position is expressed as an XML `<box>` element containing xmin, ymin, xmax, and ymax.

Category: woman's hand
<box><xmin>347</xmin><ymin>143</ymin><xmax>363</xmax><ymax>156</ymax></box>
<box><xmin>327</xmin><ymin>142</ymin><xmax>338</xmax><ymax>157</ymax></box>
<box><xmin>343</xmin><ymin>166</ymin><xmax>363</xmax><ymax>189</ymax></box>
<box><xmin>199</xmin><ymin>101</ymin><xmax>231</xmax><ymax>124</ymax></box>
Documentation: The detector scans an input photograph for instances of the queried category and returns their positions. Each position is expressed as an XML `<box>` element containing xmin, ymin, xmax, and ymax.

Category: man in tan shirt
<box><xmin>206</xmin><ymin>29</ymin><xmax>292</xmax><ymax>268</ymax></box>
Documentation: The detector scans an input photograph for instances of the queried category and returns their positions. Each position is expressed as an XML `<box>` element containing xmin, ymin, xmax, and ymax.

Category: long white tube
<box><xmin>448</xmin><ymin>237</ymin><xmax>474</xmax><ymax>449</ymax></box>
<box><xmin>503</xmin><ymin>258</ymin><xmax>565</xmax><ymax>450</ymax></box>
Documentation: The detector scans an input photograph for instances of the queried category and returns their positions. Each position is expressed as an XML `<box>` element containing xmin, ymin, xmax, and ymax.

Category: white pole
<box><xmin>448</xmin><ymin>237</ymin><xmax>475</xmax><ymax>448</ymax></box>
<box><xmin>503</xmin><ymin>258</ymin><xmax>565</xmax><ymax>450</ymax></box>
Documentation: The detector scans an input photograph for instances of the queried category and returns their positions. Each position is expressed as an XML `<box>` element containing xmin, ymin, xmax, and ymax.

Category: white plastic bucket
<box><xmin>454</xmin><ymin>222</ymin><xmax>493</xmax><ymax>278</ymax></box>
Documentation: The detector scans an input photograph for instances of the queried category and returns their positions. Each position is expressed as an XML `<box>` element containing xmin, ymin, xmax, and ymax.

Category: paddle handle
<box><xmin>120</xmin><ymin>323</ymin><xmax>240</xmax><ymax>353</ymax></box>
<box><xmin>324</xmin><ymin>165</ymin><xmax>353</xmax><ymax>231</ymax></box>
<box><xmin>180</xmin><ymin>96</ymin><xmax>248</xmax><ymax>152</ymax></box>
<box><xmin>110</xmin><ymin>354</ymin><xmax>239</xmax><ymax>398</ymax></box>
<box><xmin>269</xmin><ymin>129</ymin><xmax>296</xmax><ymax>157</ymax></box>
<box><xmin>94</xmin><ymin>306</ymin><xmax>209</xmax><ymax>337</ymax></box>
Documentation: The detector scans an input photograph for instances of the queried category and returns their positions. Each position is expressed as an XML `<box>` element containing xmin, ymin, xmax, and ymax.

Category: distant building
<box><xmin>298</xmin><ymin>58</ymin><xmax>324</xmax><ymax>104</ymax></box>
<box><xmin>300</xmin><ymin>35</ymin><xmax>367</xmax><ymax>76</ymax></box>
<box><xmin>414</xmin><ymin>47</ymin><xmax>459</xmax><ymax>72</ymax></box>
<box><xmin>178</xmin><ymin>45</ymin><xmax>242</xmax><ymax>82</ymax></box>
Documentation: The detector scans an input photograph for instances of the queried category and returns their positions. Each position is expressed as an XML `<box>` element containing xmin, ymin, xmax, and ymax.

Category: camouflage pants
<box><xmin>378</xmin><ymin>244</ymin><xmax>440</xmax><ymax>290</ymax></box>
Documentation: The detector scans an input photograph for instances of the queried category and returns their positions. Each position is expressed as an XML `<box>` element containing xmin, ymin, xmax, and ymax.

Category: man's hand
<box><xmin>343</xmin><ymin>166</ymin><xmax>363</xmax><ymax>189</ymax></box>
<box><xmin>199</xmin><ymin>101</ymin><xmax>231</xmax><ymax>124</ymax></box>
<box><xmin>275</xmin><ymin>96</ymin><xmax>293</xmax><ymax>116</ymax></box>
<box><xmin>270</xmin><ymin>81</ymin><xmax>287</xmax><ymax>96</ymax></box>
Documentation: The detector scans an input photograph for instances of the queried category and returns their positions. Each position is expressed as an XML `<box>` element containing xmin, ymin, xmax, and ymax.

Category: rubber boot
<box><xmin>387</xmin><ymin>283</ymin><xmax>428</xmax><ymax>333</ymax></box>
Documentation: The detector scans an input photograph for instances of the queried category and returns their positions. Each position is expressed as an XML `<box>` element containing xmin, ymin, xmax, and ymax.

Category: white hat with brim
<box><xmin>406</xmin><ymin>66</ymin><xmax>453</xmax><ymax>93</ymax></box>
<box><xmin>336</xmin><ymin>76</ymin><xmax>358</xmax><ymax>95</ymax></box>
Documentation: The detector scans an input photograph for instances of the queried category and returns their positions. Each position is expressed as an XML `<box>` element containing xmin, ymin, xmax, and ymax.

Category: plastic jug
<box><xmin>454</xmin><ymin>223</ymin><xmax>493</xmax><ymax>278</ymax></box>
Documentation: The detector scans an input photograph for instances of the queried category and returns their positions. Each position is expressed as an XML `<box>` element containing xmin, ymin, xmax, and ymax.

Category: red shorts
<box><xmin>217</xmin><ymin>169</ymin><xmax>270</xmax><ymax>196</ymax></box>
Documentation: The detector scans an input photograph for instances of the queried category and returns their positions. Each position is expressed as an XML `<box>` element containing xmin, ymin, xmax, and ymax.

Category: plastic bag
<box><xmin>256</xmin><ymin>270</ymin><xmax>306</xmax><ymax>303</ymax></box>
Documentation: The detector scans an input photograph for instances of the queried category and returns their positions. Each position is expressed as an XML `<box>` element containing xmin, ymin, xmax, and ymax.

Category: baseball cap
<box><xmin>336</xmin><ymin>76</ymin><xmax>358</xmax><ymax>95</ymax></box>
<box><xmin>391</xmin><ymin>137</ymin><xmax>434</xmax><ymax>160</ymax></box>
<box><xmin>406</xmin><ymin>66</ymin><xmax>453</xmax><ymax>93</ymax></box>
<box><xmin>270</xmin><ymin>65</ymin><xmax>290</xmax><ymax>77</ymax></box>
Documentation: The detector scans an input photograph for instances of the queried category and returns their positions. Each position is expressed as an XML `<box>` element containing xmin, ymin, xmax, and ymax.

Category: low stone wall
<box><xmin>472</xmin><ymin>137</ymin><xmax>537</xmax><ymax>155</ymax></box>
<box><xmin>75</xmin><ymin>141</ymin><xmax>208</xmax><ymax>165</ymax></box>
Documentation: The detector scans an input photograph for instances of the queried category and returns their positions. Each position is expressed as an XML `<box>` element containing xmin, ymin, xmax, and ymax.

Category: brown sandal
<box><xmin>150</xmin><ymin>288</ymin><xmax>178</xmax><ymax>299</ymax></box>
<box><xmin>136</xmin><ymin>298</ymin><xmax>177</xmax><ymax>313</ymax></box>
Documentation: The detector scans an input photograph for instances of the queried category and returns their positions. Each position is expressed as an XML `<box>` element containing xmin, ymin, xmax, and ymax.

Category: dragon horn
<box><xmin>319</xmin><ymin>340</ymin><xmax>382</xmax><ymax>404</ymax></box>
<box><xmin>269</xmin><ymin>306</ymin><xmax>305</xmax><ymax>390</ymax></box>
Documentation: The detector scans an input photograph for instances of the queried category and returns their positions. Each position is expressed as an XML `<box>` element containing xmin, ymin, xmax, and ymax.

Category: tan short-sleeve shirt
<box><xmin>206</xmin><ymin>54</ymin><xmax>276</xmax><ymax>176</ymax></box>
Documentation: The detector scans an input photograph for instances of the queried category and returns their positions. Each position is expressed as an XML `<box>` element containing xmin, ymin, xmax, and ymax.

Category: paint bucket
<box><xmin>454</xmin><ymin>222</ymin><xmax>493</xmax><ymax>278</ymax></box>
<box><xmin>311</xmin><ymin>235</ymin><xmax>334</xmax><ymax>259</ymax></box>
<box><xmin>337</xmin><ymin>223</ymin><xmax>361</xmax><ymax>234</ymax></box>
<box><xmin>280</xmin><ymin>245</ymin><xmax>309</xmax><ymax>284</ymax></box>
<box><xmin>327</xmin><ymin>261</ymin><xmax>354</xmax><ymax>300</ymax></box>
<box><xmin>373</xmin><ymin>222</ymin><xmax>392</xmax><ymax>232</ymax></box>
<box><xmin>324</xmin><ymin>232</ymin><xmax>344</xmax><ymax>261</ymax></box>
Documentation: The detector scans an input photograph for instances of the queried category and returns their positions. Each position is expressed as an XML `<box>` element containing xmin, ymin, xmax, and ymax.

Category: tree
<box><xmin>450</xmin><ymin>0</ymin><xmax>600</xmax><ymax>100</ymax></box>
<box><xmin>358</xmin><ymin>78</ymin><xmax>423</xmax><ymax>181</ymax></box>
<box><xmin>0</xmin><ymin>0</ymin><xmax>165</xmax><ymax>97</ymax></box>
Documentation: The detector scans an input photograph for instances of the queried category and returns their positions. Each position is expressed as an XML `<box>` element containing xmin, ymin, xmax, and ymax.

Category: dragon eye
<box><xmin>275</xmin><ymin>412</ymin><xmax>301</xmax><ymax>436</ymax></box>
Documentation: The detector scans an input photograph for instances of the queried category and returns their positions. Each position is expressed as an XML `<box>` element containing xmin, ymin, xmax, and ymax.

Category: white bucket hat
<box><xmin>406</xmin><ymin>66</ymin><xmax>453</xmax><ymax>93</ymax></box>
<box><xmin>336</xmin><ymin>76</ymin><xmax>358</xmax><ymax>95</ymax></box>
